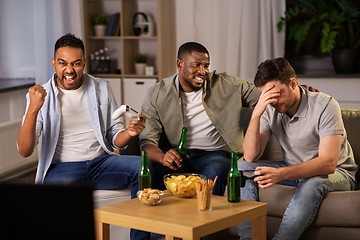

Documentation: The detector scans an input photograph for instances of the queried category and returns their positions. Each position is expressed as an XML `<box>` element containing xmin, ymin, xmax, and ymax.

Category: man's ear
<box><xmin>51</xmin><ymin>59</ymin><xmax>56</xmax><ymax>71</ymax></box>
<box><xmin>290</xmin><ymin>78</ymin><xmax>297</xmax><ymax>89</ymax></box>
<box><xmin>177</xmin><ymin>59</ymin><xmax>183</xmax><ymax>71</ymax></box>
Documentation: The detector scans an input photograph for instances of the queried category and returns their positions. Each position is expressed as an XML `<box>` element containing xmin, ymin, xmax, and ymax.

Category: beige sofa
<box><xmin>96</xmin><ymin>108</ymin><xmax>359</xmax><ymax>240</ymax></box>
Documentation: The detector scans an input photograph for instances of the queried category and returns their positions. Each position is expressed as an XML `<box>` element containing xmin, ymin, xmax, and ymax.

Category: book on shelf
<box><xmin>115</xmin><ymin>16</ymin><xmax>121</xmax><ymax>36</ymax></box>
<box><xmin>112</xmin><ymin>13</ymin><xmax>120</xmax><ymax>36</ymax></box>
<box><xmin>107</xmin><ymin>13</ymin><xmax>116</xmax><ymax>36</ymax></box>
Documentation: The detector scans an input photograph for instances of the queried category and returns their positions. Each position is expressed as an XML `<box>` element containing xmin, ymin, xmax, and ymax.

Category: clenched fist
<box><xmin>28</xmin><ymin>84</ymin><xmax>47</xmax><ymax>112</ymax></box>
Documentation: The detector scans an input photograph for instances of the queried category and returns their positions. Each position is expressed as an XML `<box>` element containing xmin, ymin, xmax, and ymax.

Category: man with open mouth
<box><xmin>17</xmin><ymin>33</ymin><xmax>149</xmax><ymax>240</ymax></box>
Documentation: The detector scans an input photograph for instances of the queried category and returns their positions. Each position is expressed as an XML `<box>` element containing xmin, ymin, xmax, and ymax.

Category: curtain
<box><xmin>33</xmin><ymin>0</ymin><xmax>84</xmax><ymax>85</ymax></box>
<box><xmin>175</xmin><ymin>0</ymin><xmax>285</xmax><ymax>83</ymax></box>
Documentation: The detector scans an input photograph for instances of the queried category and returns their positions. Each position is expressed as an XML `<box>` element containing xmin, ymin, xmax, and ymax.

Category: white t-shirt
<box><xmin>53</xmin><ymin>84</ymin><xmax>105</xmax><ymax>162</ymax></box>
<box><xmin>180</xmin><ymin>89</ymin><xmax>227</xmax><ymax>150</ymax></box>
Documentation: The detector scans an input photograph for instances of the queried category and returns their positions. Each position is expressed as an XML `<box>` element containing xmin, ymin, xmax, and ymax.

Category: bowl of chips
<box><xmin>163</xmin><ymin>173</ymin><xmax>206</xmax><ymax>198</ymax></box>
<box><xmin>137</xmin><ymin>188</ymin><xmax>164</xmax><ymax>206</ymax></box>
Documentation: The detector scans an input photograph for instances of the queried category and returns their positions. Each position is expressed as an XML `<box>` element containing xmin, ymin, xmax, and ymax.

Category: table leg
<box><xmin>95</xmin><ymin>221</ymin><xmax>110</xmax><ymax>240</ymax></box>
<box><xmin>251</xmin><ymin>214</ymin><xmax>266</xmax><ymax>240</ymax></box>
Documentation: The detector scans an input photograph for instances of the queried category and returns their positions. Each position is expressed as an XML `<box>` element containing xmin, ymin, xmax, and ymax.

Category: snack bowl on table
<box><xmin>137</xmin><ymin>188</ymin><xmax>164</xmax><ymax>206</ymax></box>
<box><xmin>163</xmin><ymin>173</ymin><xmax>207</xmax><ymax>198</ymax></box>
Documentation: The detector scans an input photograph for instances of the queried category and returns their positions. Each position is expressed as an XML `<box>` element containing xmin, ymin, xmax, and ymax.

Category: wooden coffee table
<box><xmin>95</xmin><ymin>191</ymin><xmax>267</xmax><ymax>240</ymax></box>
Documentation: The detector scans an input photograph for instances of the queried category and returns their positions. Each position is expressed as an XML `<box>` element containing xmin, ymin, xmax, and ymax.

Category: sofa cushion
<box><xmin>259</xmin><ymin>184</ymin><xmax>360</xmax><ymax>227</ymax></box>
<box><xmin>267</xmin><ymin>216</ymin><xmax>360</xmax><ymax>240</ymax></box>
<box><xmin>93</xmin><ymin>188</ymin><xmax>131</xmax><ymax>208</ymax></box>
<box><xmin>341</xmin><ymin>109</ymin><xmax>360</xmax><ymax>183</ymax></box>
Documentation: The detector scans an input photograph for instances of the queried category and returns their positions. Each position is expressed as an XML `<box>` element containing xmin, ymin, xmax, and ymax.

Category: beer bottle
<box><xmin>138</xmin><ymin>150</ymin><xmax>151</xmax><ymax>190</ymax></box>
<box><xmin>227</xmin><ymin>152</ymin><xmax>241</xmax><ymax>202</ymax></box>
<box><xmin>176</xmin><ymin>127</ymin><xmax>188</xmax><ymax>171</ymax></box>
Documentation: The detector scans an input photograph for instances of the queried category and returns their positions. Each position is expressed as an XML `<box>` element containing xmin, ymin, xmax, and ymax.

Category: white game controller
<box><xmin>111</xmin><ymin>105</ymin><xmax>142</xmax><ymax>121</ymax></box>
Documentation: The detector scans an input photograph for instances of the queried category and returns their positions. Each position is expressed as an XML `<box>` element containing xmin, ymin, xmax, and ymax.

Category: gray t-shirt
<box><xmin>260</xmin><ymin>86</ymin><xmax>358</xmax><ymax>181</ymax></box>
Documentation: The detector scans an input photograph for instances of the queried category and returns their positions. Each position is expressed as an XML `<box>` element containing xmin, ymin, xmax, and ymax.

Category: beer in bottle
<box><xmin>176</xmin><ymin>127</ymin><xmax>188</xmax><ymax>171</ymax></box>
<box><xmin>138</xmin><ymin>150</ymin><xmax>151</xmax><ymax>190</ymax></box>
<box><xmin>227</xmin><ymin>152</ymin><xmax>241</xmax><ymax>202</ymax></box>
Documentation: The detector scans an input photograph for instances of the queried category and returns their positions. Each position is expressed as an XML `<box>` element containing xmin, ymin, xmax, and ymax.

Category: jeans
<box><xmin>236</xmin><ymin>160</ymin><xmax>356</xmax><ymax>240</ymax></box>
<box><xmin>149</xmin><ymin>149</ymin><xmax>231</xmax><ymax>196</ymax></box>
<box><xmin>44</xmin><ymin>154</ymin><xmax>150</xmax><ymax>240</ymax></box>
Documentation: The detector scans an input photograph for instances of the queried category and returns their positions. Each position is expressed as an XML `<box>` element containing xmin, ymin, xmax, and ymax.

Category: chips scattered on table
<box><xmin>164</xmin><ymin>174</ymin><xmax>202</xmax><ymax>197</ymax></box>
<box><xmin>137</xmin><ymin>188</ymin><xmax>164</xmax><ymax>205</ymax></box>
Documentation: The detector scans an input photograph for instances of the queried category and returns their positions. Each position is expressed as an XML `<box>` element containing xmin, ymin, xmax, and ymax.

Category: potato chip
<box><xmin>164</xmin><ymin>174</ymin><xmax>203</xmax><ymax>197</ymax></box>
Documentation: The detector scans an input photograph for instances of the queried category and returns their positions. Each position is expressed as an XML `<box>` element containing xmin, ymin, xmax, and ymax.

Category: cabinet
<box><xmin>123</xmin><ymin>78</ymin><xmax>157</xmax><ymax>112</ymax></box>
<box><xmin>83</xmin><ymin>0</ymin><xmax>176</xmax><ymax>104</ymax></box>
<box><xmin>103</xmin><ymin>78</ymin><xmax>122</xmax><ymax>106</ymax></box>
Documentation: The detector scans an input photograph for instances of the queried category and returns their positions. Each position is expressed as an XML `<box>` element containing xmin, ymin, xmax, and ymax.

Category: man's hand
<box><xmin>28</xmin><ymin>85</ymin><xmax>47</xmax><ymax>113</ymax></box>
<box><xmin>127</xmin><ymin>114</ymin><xmax>146</xmax><ymax>137</ymax></box>
<box><xmin>252</xmin><ymin>84</ymin><xmax>280</xmax><ymax>118</ymax></box>
<box><xmin>253</xmin><ymin>166</ymin><xmax>283</xmax><ymax>189</ymax></box>
<box><xmin>161</xmin><ymin>149</ymin><xmax>187</xmax><ymax>170</ymax></box>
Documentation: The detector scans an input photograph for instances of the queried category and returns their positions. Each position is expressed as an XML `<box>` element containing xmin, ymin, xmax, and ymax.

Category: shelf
<box><xmin>87</xmin><ymin>36</ymin><xmax>122</xmax><ymax>40</ymax></box>
<box><xmin>83</xmin><ymin>0</ymin><xmax>176</xmax><ymax>104</ymax></box>
<box><xmin>87</xmin><ymin>36</ymin><xmax>158</xmax><ymax>40</ymax></box>
<box><xmin>93</xmin><ymin>74</ymin><xmax>158</xmax><ymax>78</ymax></box>
<box><xmin>122</xmin><ymin>36</ymin><xmax>157</xmax><ymax>40</ymax></box>
<box><xmin>92</xmin><ymin>74</ymin><xmax>122</xmax><ymax>78</ymax></box>
<box><xmin>123</xmin><ymin>74</ymin><xmax>158</xmax><ymax>78</ymax></box>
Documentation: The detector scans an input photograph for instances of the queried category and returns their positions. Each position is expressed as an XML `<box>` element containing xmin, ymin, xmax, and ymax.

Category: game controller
<box><xmin>240</xmin><ymin>170</ymin><xmax>262</xmax><ymax>188</ymax></box>
<box><xmin>111</xmin><ymin>105</ymin><xmax>142</xmax><ymax>121</ymax></box>
<box><xmin>241</xmin><ymin>170</ymin><xmax>258</xmax><ymax>179</ymax></box>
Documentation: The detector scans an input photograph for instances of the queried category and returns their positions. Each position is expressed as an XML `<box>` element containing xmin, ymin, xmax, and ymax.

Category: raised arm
<box><xmin>17</xmin><ymin>85</ymin><xmax>47</xmax><ymax>157</ymax></box>
<box><xmin>243</xmin><ymin>84</ymin><xmax>279</xmax><ymax>162</ymax></box>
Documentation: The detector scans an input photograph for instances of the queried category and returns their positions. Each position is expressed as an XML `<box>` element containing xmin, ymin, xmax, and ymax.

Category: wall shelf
<box><xmin>83</xmin><ymin>0</ymin><xmax>176</xmax><ymax>104</ymax></box>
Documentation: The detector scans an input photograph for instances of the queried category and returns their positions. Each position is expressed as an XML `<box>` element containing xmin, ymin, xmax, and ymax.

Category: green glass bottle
<box><xmin>227</xmin><ymin>152</ymin><xmax>241</xmax><ymax>202</ymax></box>
<box><xmin>176</xmin><ymin>127</ymin><xmax>188</xmax><ymax>171</ymax></box>
<box><xmin>138</xmin><ymin>150</ymin><xmax>151</xmax><ymax>190</ymax></box>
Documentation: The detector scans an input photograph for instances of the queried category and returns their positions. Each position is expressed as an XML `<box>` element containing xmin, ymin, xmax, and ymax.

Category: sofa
<box><xmin>94</xmin><ymin>108</ymin><xmax>360</xmax><ymax>240</ymax></box>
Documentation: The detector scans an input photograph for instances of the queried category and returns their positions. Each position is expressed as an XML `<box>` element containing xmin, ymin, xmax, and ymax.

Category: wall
<box><xmin>0</xmin><ymin>0</ymin><xmax>35</xmax><ymax>78</ymax></box>
<box><xmin>0</xmin><ymin>89</ymin><xmax>28</xmax><ymax>123</ymax></box>
<box><xmin>298</xmin><ymin>77</ymin><xmax>360</xmax><ymax>109</ymax></box>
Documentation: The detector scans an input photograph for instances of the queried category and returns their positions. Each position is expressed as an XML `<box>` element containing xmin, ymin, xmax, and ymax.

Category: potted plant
<box><xmin>278</xmin><ymin>0</ymin><xmax>360</xmax><ymax>73</ymax></box>
<box><xmin>135</xmin><ymin>53</ymin><xmax>147</xmax><ymax>75</ymax></box>
<box><xmin>91</xmin><ymin>13</ymin><xmax>108</xmax><ymax>37</ymax></box>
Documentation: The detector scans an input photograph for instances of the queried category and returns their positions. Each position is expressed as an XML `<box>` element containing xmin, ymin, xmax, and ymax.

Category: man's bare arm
<box><xmin>254</xmin><ymin>134</ymin><xmax>342</xmax><ymax>189</ymax></box>
<box><xmin>114</xmin><ymin>114</ymin><xmax>146</xmax><ymax>148</ymax></box>
<box><xmin>142</xmin><ymin>144</ymin><xmax>182</xmax><ymax>170</ymax></box>
<box><xmin>17</xmin><ymin>85</ymin><xmax>47</xmax><ymax>157</ymax></box>
<box><xmin>243</xmin><ymin>84</ymin><xmax>279</xmax><ymax>162</ymax></box>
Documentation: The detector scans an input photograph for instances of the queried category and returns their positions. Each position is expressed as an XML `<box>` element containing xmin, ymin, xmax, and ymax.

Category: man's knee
<box><xmin>297</xmin><ymin>176</ymin><xmax>330</xmax><ymax>199</ymax></box>
<box><xmin>237</xmin><ymin>160</ymin><xmax>256</xmax><ymax>170</ymax></box>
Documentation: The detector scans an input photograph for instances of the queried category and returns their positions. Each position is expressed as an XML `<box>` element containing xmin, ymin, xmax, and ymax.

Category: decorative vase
<box><xmin>331</xmin><ymin>49</ymin><xmax>359</xmax><ymax>74</ymax></box>
<box><xmin>135</xmin><ymin>63</ymin><xmax>146</xmax><ymax>75</ymax></box>
<box><xmin>94</xmin><ymin>25</ymin><xmax>107</xmax><ymax>37</ymax></box>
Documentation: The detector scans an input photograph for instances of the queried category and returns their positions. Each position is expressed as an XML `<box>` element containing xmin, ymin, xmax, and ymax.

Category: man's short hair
<box><xmin>54</xmin><ymin>33</ymin><xmax>85</xmax><ymax>58</ymax></box>
<box><xmin>254</xmin><ymin>57</ymin><xmax>297</xmax><ymax>87</ymax></box>
<box><xmin>177</xmin><ymin>42</ymin><xmax>209</xmax><ymax>59</ymax></box>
